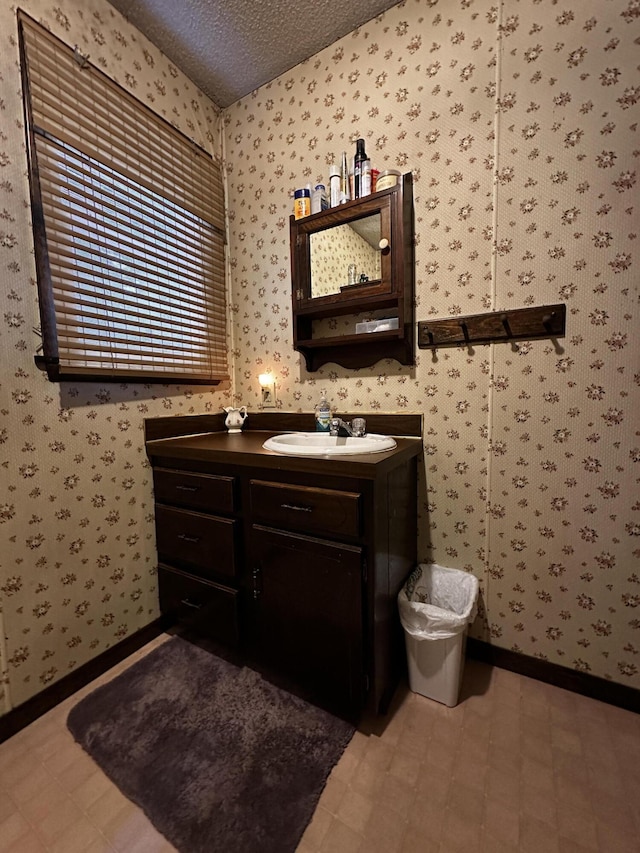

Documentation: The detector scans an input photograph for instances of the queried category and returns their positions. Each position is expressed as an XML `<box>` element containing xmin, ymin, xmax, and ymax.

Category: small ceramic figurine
<box><xmin>223</xmin><ymin>406</ymin><xmax>248</xmax><ymax>434</ymax></box>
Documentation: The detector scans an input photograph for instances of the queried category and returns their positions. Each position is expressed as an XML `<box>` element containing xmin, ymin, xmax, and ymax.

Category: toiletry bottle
<box><xmin>354</xmin><ymin>138</ymin><xmax>370</xmax><ymax>199</ymax></box>
<box><xmin>315</xmin><ymin>390</ymin><xmax>331</xmax><ymax>432</ymax></box>
<box><xmin>294</xmin><ymin>187</ymin><xmax>310</xmax><ymax>219</ymax></box>
<box><xmin>329</xmin><ymin>164</ymin><xmax>340</xmax><ymax>207</ymax></box>
<box><xmin>361</xmin><ymin>156</ymin><xmax>372</xmax><ymax>197</ymax></box>
<box><xmin>340</xmin><ymin>152</ymin><xmax>351</xmax><ymax>204</ymax></box>
<box><xmin>311</xmin><ymin>183</ymin><xmax>327</xmax><ymax>214</ymax></box>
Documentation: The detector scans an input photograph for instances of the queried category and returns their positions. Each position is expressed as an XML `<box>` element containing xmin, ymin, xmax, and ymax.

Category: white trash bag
<box><xmin>398</xmin><ymin>563</ymin><xmax>479</xmax><ymax>641</ymax></box>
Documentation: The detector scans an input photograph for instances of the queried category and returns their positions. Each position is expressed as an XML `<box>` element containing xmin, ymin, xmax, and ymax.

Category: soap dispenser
<box><xmin>315</xmin><ymin>390</ymin><xmax>331</xmax><ymax>432</ymax></box>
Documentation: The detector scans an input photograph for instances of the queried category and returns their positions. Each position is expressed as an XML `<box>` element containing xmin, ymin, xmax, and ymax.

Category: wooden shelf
<box><xmin>297</xmin><ymin>329</ymin><xmax>403</xmax><ymax>349</ymax></box>
<box><xmin>295</xmin><ymin>291</ymin><xmax>399</xmax><ymax>320</ymax></box>
<box><xmin>417</xmin><ymin>304</ymin><xmax>566</xmax><ymax>350</ymax></box>
<box><xmin>296</xmin><ymin>331</ymin><xmax>412</xmax><ymax>372</ymax></box>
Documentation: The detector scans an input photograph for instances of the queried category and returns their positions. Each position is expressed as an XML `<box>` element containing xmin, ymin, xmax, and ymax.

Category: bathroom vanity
<box><xmin>145</xmin><ymin>413</ymin><xmax>422</xmax><ymax>720</ymax></box>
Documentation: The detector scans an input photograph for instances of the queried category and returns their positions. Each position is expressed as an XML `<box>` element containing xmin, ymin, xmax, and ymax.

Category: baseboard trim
<box><xmin>0</xmin><ymin>618</ymin><xmax>166</xmax><ymax>744</ymax></box>
<box><xmin>3</xmin><ymin>626</ymin><xmax>636</xmax><ymax>745</ymax></box>
<box><xmin>467</xmin><ymin>638</ymin><xmax>639</xmax><ymax>714</ymax></box>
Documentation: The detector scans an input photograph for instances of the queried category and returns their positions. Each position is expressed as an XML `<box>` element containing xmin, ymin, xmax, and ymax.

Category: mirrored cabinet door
<box><xmin>310</xmin><ymin>213</ymin><xmax>383</xmax><ymax>298</ymax></box>
<box><xmin>291</xmin><ymin>191</ymin><xmax>394</xmax><ymax>309</ymax></box>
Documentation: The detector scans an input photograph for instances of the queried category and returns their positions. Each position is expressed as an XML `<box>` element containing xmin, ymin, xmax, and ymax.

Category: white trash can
<box><xmin>398</xmin><ymin>563</ymin><xmax>479</xmax><ymax>707</ymax></box>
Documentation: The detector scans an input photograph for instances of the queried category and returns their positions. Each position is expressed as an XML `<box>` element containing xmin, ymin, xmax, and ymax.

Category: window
<box><xmin>18</xmin><ymin>12</ymin><xmax>228</xmax><ymax>383</ymax></box>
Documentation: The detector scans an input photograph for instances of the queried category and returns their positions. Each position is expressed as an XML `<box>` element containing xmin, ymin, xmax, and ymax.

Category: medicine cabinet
<box><xmin>290</xmin><ymin>173</ymin><xmax>414</xmax><ymax>372</ymax></box>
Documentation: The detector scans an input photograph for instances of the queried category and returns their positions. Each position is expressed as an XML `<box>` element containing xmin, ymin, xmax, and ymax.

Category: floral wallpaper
<box><xmin>0</xmin><ymin>0</ymin><xmax>228</xmax><ymax>714</ymax></box>
<box><xmin>1</xmin><ymin>0</ymin><xmax>638</xmax><ymax>719</ymax></box>
<box><xmin>224</xmin><ymin>0</ymin><xmax>639</xmax><ymax>688</ymax></box>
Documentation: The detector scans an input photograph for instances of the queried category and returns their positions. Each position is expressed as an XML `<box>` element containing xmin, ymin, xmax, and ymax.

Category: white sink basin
<box><xmin>262</xmin><ymin>432</ymin><xmax>397</xmax><ymax>457</ymax></box>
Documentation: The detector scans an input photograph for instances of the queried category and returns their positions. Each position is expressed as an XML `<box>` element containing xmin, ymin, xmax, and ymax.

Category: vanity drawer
<box><xmin>250</xmin><ymin>479</ymin><xmax>361</xmax><ymax>539</ymax></box>
<box><xmin>158</xmin><ymin>564</ymin><xmax>239</xmax><ymax>646</ymax></box>
<box><xmin>155</xmin><ymin>505</ymin><xmax>239</xmax><ymax>581</ymax></box>
<box><xmin>153</xmin><ymin>467</ymin><xmax>235</xmax><ymax>514</ymax></box>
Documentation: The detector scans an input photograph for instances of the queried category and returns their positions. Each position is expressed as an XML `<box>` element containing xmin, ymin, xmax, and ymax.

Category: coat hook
<box><xmin>426</xmin><ymin>329</ymin><xmax>438</xmax><ymax>360</ymax></box>
<box><xmin>500</xmin><ymin>314</ymin><xmax>512</xmax><ymax>338</ymax></box>
<box><xmin>460</xmin><ymin>321</ymin><xmax>474</xmax><ymax>354</ymax></box>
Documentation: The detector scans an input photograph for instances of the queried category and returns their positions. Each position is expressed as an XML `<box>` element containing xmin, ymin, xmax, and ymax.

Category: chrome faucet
<box><xmin>329</xmin><ymin>417</ymin><xmax>367</xmax><ymax>438</ymax></box>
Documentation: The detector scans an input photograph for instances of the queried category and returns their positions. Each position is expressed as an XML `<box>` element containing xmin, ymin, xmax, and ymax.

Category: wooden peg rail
<box><xmin>417</xmin><ymin>304</ymin><xmax>566</xmax><ymax>350</ymax></box>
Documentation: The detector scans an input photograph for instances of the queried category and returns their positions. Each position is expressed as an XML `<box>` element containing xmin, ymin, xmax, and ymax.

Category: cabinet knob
<box><xmin>378</xmin><ymin>238</ymin><xmax>389</xmax><ymax>250</ymax></box>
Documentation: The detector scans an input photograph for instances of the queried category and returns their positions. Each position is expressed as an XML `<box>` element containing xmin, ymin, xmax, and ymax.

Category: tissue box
<box><xmin>355</xmin><ymin>317</ymin><xmax>399</xmax><ymax>334</ymax></box>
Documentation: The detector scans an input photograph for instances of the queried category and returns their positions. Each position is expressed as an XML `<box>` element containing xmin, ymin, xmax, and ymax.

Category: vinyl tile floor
<box><xmin>0</xmin><ymin>634</ymin><xmax>638</xmax><ymax>853</ymax></box>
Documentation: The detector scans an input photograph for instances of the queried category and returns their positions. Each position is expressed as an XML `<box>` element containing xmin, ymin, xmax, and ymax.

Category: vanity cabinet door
<box><xmin>249</xmin><ymin>524</ymin><xmax>364</xmax><ymax>716</ymax></box>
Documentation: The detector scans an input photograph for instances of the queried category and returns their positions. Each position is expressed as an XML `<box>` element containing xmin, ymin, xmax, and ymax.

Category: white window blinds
<box><xmin>19</xmin><ymin>12</ymin><xmax>228</xmax><ymax>383</ymax></box>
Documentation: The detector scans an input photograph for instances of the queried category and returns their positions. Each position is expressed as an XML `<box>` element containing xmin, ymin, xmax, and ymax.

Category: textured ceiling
<box><xmin>107</xmin><ymin>0</ymin><xmax>400</xmax><ymax>108</ymax></box>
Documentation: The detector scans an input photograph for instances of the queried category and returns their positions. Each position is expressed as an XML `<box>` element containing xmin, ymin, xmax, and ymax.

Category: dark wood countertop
<box><xmin>145</xmin><ymin>428</ymin><xmax>423</xmax><ymax>479</ymax></box>
<box><xmin>145</xmin><ymin>411</ymin><xmax>423</xmax><ymax>478</ymax></box>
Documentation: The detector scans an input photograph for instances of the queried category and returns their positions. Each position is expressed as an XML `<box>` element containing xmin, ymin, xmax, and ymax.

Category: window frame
<box><xmin>18</xmin><ymin>11</ymin><xmax>229</xmax><ymax>385</ymax></box>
